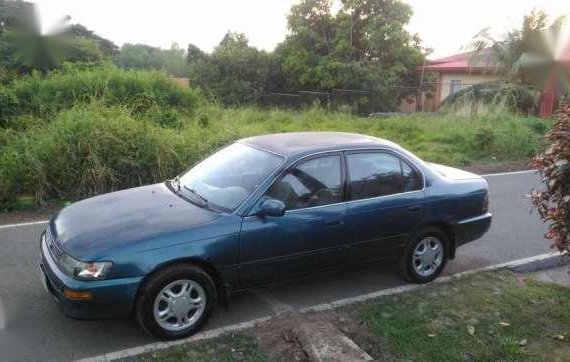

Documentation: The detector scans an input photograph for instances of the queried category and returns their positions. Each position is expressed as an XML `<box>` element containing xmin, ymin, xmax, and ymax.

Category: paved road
<box><xmin>0</xmin><ymin>172</ymin><xmax>548</xmax><ymax>361</ymax></box>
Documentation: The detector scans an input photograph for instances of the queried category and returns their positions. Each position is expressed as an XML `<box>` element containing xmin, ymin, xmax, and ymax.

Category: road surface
<box><xmin>0</xmin><ymin>171</ymin><xmax>549</xmax><ymax>361</ymax></box>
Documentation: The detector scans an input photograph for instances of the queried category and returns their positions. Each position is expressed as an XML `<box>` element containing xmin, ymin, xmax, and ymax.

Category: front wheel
<box><xmin>400</xmin><ymin>228</ymin><xmax>449</xmax><ymax>283</ymax></box>
<box><xmin>135</xmin><ymin>264</ymin><xmax>215</xmax><ymax>340</ymax></box>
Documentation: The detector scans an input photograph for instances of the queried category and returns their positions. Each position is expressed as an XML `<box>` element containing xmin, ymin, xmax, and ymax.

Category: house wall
<box><xmin>438</xmin><ymin>73</ymin><xmax>502</xmax><ymax>103</ymax></box>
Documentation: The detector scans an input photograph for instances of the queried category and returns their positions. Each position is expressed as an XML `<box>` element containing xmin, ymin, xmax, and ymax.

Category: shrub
<box><xmin>2</xmin><ymin>64</ymin><xmax>203</xmax><ymax>127</ymax></box>
<box><xmin>0</xmin><ymin>104</ymin><xmax>198</xmax><ymax>208</ymax></box>
<box><xmin>0</xmin><ymin>88</ymin><xmax>19</xmax><ymax>126</ymax></box>
<box><xmin>0</xmin><ymin>105</ymin><xmax>552</xmax><ymax>210</ymax></box>
<box><xmin>531</xmin><ymin>104</ymin><xmax>570</xmax><ymax>253</ymax></box>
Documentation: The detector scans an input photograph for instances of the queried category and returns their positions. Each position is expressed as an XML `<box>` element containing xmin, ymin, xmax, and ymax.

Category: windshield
<box><xmin>178</xmin><ymin>143</ymin><xmax>284</xmax><ymax>211</ymax></box>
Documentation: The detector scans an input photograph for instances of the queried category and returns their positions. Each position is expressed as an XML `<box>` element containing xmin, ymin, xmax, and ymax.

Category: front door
<box><xmin>238</xmin><ymin>154</ymin><xmax>348</xmax><ymax>287</ymax></box>
<box><xmin>345</xmin><ymin>151</ymin><xmax>425</xmax><ymax>263</ymax></box>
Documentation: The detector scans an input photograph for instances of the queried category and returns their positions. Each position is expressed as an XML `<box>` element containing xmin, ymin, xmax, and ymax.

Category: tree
<box><xmin>187</xmin><ymin>32</ymin><xmax>274</xmax><ymax>105</ymax></box>
<box><xmin>115</xmin><ymin>42</ymin><xmax>187</xmax><ymax>77</ymax></box>
<box><xmin>67</xmin><ymin>24</ymin><xmax>119</xmax><ymax>58</ymax></box>
<box><xmin>468</xmin><ymin>10</ymin><xmax>569</xmax><ymax>116</ymax></box>
<box><xmin>275</xmin><ymin>0</ymin><xmax>424</xmax><ymax>111</ymax></box>
<box><xmin>0</xmin><ymin>0</ymin><xmax>116</xmax><ymax>75</ymax></box>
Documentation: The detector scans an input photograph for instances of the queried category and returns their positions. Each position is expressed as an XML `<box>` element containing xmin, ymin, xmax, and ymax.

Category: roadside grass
<box><xmin>129</xmin><ymin>271</ymin><xmax>569</xmax><ymax>361</ymax></box>
<box><xmin>0</xmin><ymin>102</ymin><xmax>551</xmax><ymax>210</ymax></box>
<box><xmin>349</xmin><ymin>272</ymin><xmax>570</xmax><ymax>361</ymax></box>
<box><xmin>130</xmin><ymin>333</ymin><xmax>267</xmax><ymax>362</ymax></box>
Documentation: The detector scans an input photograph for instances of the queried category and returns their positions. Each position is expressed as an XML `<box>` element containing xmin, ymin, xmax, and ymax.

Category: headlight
<box><xmin>57</xmin><ymin>253</ymin><xmax>112</xmax><ymax>281</ymax></box>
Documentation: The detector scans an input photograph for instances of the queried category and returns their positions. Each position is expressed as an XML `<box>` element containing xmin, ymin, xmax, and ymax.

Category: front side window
<box><xmin>179</xmin><ymin>143</ymin><xmax>284</xmax><ymax>211</ymax></box>
<box><xmin>347</xmin><ymin>152</ymin><xmax>422</xmax><ymax>200</ymax></box>
<box><xmin>266</xmin><ymin>155</ymin><xmax>341</xmax><ymax>211</ymax></box>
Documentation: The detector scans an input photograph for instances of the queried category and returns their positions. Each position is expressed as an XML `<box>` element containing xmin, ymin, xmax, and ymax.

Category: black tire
<box><xmin>135</xmin><ymin>264</ymin><xmax>216</xmax><ymax>340</ymax></box>
<box><xmin>400</xmin><ymin>227</ymin><xmax>449</xmax><ymax>283</ymax></box>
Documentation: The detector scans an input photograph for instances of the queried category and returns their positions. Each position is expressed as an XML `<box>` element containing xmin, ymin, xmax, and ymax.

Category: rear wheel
<box><xmin>400</xmin><ymin>227</ymin><xmax>449</xmax><ymax>283</ymax></box>
<box><xmin>135</xmin><ymin>264</ymin><xmax>215</xmax><ymax>340</ymax></box>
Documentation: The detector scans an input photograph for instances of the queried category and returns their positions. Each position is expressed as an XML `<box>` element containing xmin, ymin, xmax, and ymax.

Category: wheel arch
<box><xmin>135</xmin><ymin>257</ymin><xmax>230</xmax><ymax>311</ymax></box>
<box><xmin>421</xmin><ymin>221</ymin><xmax>456</xmax><ymax>259</ymax></box>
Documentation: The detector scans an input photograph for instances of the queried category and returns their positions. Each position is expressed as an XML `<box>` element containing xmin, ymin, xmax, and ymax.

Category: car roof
<box><xmin>239</xmin><ymin>132</ymin><xmax>397</xmax><ymax>157</ymax></box>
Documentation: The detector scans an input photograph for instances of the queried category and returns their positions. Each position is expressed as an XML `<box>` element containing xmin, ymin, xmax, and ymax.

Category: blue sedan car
<box><xmin>39</xmin><ymin>132</ymin><xmax>491</xmax><ymax>339</ymax></box>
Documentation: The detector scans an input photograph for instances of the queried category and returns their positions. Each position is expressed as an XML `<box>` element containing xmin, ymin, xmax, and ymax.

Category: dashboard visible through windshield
<box><xmin>177</xmin><ymin>143</ymin><xmax>284</xmax><ymax>211</ymax></box>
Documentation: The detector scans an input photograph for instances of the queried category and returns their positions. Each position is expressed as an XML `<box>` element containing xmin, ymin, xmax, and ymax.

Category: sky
<box><xmin>35</xmin><ymin>0</ymin><xmax>570</xmax><ymax>59</ymax></box>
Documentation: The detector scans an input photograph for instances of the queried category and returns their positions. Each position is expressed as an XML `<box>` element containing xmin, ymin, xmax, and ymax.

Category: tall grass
<box><xmin>0</xmin><ymin>63</ymin><xmax>203</xmax><ymax>128</ymax></box>
<box><xmin>0</xmin><ymin>103</ymin><xmax>550</xmax><ymax>210</ymax></box>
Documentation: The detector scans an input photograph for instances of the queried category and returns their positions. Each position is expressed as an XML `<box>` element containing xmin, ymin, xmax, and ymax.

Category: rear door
<box><xmin>345</xmin><ymin>150</ymin><xmax>425</xmax><ymax>263</ymax></box>
<box><xmin>238</xmin><ymin>153</ymin><xmax>349</xmax><ymax>287</ymax></box>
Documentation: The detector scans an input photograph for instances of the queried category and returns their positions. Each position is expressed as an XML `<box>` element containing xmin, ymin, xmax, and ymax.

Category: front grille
<box><xmin>46</xmin><ymin>227</ymin><xmax>63</xmax><ymax>261</ymax></box>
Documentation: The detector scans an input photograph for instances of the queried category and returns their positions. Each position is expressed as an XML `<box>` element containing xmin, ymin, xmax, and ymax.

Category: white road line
<box><xmin>481</xmin><ymin>169</ymin><xmax>537</xmax><ymax>177</ymax></box>
<box><xmin>0</xmin><ymin>220</ymin><xmax>48</xmax><ymax>230</ymax></box>
<box><xmin>76</xmin><ymin>251</ymin><xmax>562</xmax><ymax>362</ymax></box>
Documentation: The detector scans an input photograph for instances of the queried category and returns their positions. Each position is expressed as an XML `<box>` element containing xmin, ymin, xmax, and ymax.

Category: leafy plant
<box><xmin>1</xmin><ymin>63</ymin><xmax>203</xmax><ymax>126</ymax></box>
<box><xmin>531</xmin><ymin>104</ymin><xmax>570</xmax><ymax>253</ymax></box>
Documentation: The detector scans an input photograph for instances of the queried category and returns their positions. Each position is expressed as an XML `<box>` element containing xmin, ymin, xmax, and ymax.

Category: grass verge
<box><xmin>131</xmin><ymin>271</ymin><xmax>569</xmax><ymax>361</ymax></box>
<box><xmin>347</xmin><ymin>271</ymin><xmax>570</xmax><ymax>361</ymax></box>
<box><xmin>129</xmin><ymin>333</ymin><xmax>267</xmax><ymax>362</ymax></box>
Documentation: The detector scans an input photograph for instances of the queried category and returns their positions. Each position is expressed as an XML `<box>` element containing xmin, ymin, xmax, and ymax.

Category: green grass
<box><xmin>353</xmin><ymin>272</ymin><xmax>570</xmax><ymax>361</ymax></box>
<box><xmin>131</xmin><ymin>333</ymin><xmax>267</xmax><ymax>362</ymax></box>
<box><xmin>0</xmin><ymin>103</ymin><xmax>551</xmax><ymax>210</ymax></box>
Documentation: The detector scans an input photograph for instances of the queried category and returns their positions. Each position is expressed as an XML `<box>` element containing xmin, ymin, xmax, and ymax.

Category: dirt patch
<box><xmin>462</xmin><ymin>160</ymin><xmax>532</xmax><ymax>175</ymax></box>
<box><xmin>0</xmin><ymin>207</ymin><xmax>57</xmax><ymax>226</ymax></box>
<box><xmin>253</xmin><ymin>313</ymin><xmax>310</xmax><ymax>361</ymax></box>
<box><xmin>330</xmin><ymin>309</ymin><xmax>396</xmax><ymax>361</ymax></box>
<box><xmin>253</xmin><ymin>311</ymin><xmax>387</xmax><ymax>361</ymax></box>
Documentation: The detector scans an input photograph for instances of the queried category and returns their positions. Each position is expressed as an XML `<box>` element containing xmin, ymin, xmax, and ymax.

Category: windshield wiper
<box><xmin>183</xmin><ymin>185</ymin><xmax>209</xmax><ymax>207</ymax></box>
<box><xmin>171</xmin><ymin>176</ymin><xmax>181</xmax><ymax>192</ymax></box>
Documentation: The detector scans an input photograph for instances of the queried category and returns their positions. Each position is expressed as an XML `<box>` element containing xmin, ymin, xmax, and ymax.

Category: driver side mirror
<box><xmin>259</xmin><ymin>199</ymin><xmax>286</xmax><ymax>217</ymax></box>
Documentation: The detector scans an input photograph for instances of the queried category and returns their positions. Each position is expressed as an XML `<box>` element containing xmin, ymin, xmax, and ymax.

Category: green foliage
<box><xmin>442</xmin><ymin>81</ymin><xmax>541</xmax><ymax>115</ymax></box>
<box><xmin>274</xmin><ymin>0</ymin><xmax>424</xmax><ymax>111</ymax></box>
<box><xmin>0</xmin><ymin>105</ymin><xmax>549</xmax><ymax>210</ymax></box>
<box><xmin>115</xmin><ymin>43</ymin><xmax>187</xmax><ymax>77</ymax></box>
<box><xmin>187</xmin><ymin>32</ymin><xmax>276</xmax><ymax>106</ymax></box>
<box><xmin>531</xmin><ymin>104</ymin><xmax>570</xmax><ymax>253</ymax></box>
<box><xmin>0</xmin><ymin>87</ymin><xmax>19</xmax><ymax>126</ymax></box>
<box><xmin>1</xmin><ymin>63</ymin><xmax>203</xmax><ymax>124</ymax></box>
<box><xmin>0</xmin><ymin>104</ymin><xmax>193</xmax><ymax>208</ymax></box>
<box><xmin>0</xmin><ymin>0</ymin><xmax>118</xmax><ymax>74</ymax></box>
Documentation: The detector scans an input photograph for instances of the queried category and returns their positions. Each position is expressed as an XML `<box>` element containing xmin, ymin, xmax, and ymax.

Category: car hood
<box><xmin>50</xmin><ymin>183</ymin><xmax>221</xmax><ymax>260</ymax></box>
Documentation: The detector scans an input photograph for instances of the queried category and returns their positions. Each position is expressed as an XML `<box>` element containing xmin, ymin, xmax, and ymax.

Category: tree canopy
<box><xmin>186</xmin><ymin>0</ymin><xmax>425</xmax><ymax>111</ymax></box>
<box><xmin>0</xmin><ymin>0</ymin><xmax>118</xmax><ymax>79</ymax></box>
<box><xmin>114</xmin><ymin>42</ymin><xmax>187</xmax><ymax>77</ymax></box>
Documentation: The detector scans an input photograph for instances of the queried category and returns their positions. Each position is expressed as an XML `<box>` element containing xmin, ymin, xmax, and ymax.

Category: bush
<box><xmin>0</xmin><ymin>104</ymin><xmax>200</xmax><ymax>208</ymax></box>
<box><xmin>0</xmin><ymin>105</ymin><xmax>552</xmax><ymax>210</ymax></box>
<box><xmin>0</xmin><ymin>88</ymin><xmax>19</xmax><ymax>126</ymax></box>
<box><xmin>441</xmin><ymin>81</ymin><xmax>540</xmax><ymax>115</ymax></box>
<box><xmin>531</xmin><ymin>104</ymin><xmax>570</xmax><ymax>253</ymax></box>
<box><xmin>1</xmin><ymin>64</ymin><xmax>203</xmax><ymax>127</ymax></box>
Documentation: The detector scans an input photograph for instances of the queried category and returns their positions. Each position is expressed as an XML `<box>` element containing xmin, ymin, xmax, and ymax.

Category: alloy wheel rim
<box><xmin>412</xmin><ymin>237</ymin><xmax>443</xmax><ymax>277</ymax></box>
<box><xmin>153</xmin><ymin>279</ymin><xmax>206</xmax><ymax>332</ymax></box>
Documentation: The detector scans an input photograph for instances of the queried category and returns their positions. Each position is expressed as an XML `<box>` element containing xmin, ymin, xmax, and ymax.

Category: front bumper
<box><xmin>453</xmin><ymin>212</ymin><xmax>492</xmax><ymax>247</ymax></box>
<box><xmin>38</xmin><ymin>232</ymin><xmax>143</xmax><ymax>320</ymax></box>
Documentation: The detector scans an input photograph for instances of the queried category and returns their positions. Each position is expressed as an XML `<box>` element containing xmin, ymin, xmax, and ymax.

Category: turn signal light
<box><xmin>62</xmin><ymin>288</ymin><xmax>93</xmax><ymax>300</ymax></box>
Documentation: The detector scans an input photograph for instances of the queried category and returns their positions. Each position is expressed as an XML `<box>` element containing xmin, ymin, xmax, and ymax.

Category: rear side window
<box><xmin>347</xmin><ymin>152</ymin><xmax>422</xmax><ymax>200</ymax></box>
<box><xmin>402</xmin><ymin>161</ymin><xmax>423</xmax><ymax>192</ymax></box>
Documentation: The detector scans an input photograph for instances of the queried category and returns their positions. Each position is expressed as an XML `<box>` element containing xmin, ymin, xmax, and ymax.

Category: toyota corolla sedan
<box><xmin>39</xmin><ymin>132</ymin><xmax>491</xmax><ymax>339</ymax></box>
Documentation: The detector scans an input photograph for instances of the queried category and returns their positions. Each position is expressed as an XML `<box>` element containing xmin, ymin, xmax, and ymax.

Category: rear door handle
<box><xmin>406</xmin><ymin>205</ymin><xmax>422</xmax><ymax>213</ymax></box>
<box><xmin>325</xmin><ymin>220</ymin><xmax>344</xmax><ymax>226</ymax></box>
